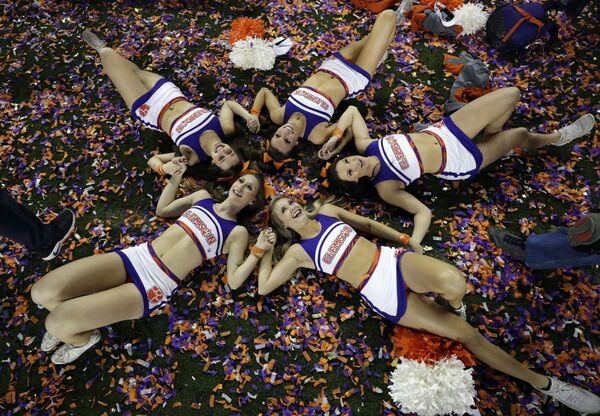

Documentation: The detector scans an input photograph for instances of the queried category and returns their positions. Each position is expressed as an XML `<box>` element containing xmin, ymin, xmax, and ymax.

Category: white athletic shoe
<box><xmin>538</xmin><ymin>377</ymin><xmax>600</xmax><ymax>414</ymax></box>
<box><xmin>51</xmin><ymin>329</ymin><xmax>101</xmax><ymax>365</ymax></box>
<box><xmin>453</xmin><ymin>302</ymin><xmax>467</xmax><ymax>320</ymax></box>
<box><xmin>435</xmin><ymin>296</ymin><xmax>467</xmax><ymax>320</ymax></box>
<box><xmin>376</xmin><ymin>50</ymin><xmax>389</xmax><ymax>69</ymax></box>
<box><xmin>82</xmin><ymin>29</ymin><xmax>106</xmax><ymax>53</ymax></box>
<box><xmin>551</xmin><ymin>113</ymin><xmax>596</xmax><ymax>146</ymax></box>
<box><xmin>395</xmin><ymin>0</ymin><xmax>415</xmax><ymax>23</ymax></box>
<box><xmin>40</xmin><ymin>332</ymin><xmax>62</xmax><ymax>352</ymax></box>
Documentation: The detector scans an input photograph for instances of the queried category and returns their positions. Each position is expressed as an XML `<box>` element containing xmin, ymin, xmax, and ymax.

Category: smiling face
<box><xmin>272</xmin><ymin>197</ymin><xmax>308</xmax><ymax>229</ymax></box>
<box><xmin>334</xmin><ymin>156</ymin><xmax>371</xmax><ymax>182</ymax></box>
<box><xmin>211</xmin><ymin>143</ymin><xmax>240</xmax><ymax>171</ymax></box>
<box><xmin>228</xmin><ymin>174</ymin><xmax>260</xmax><ymax>207</ymax></box>
<box><xmin>270</xmin><ymin>124</ymin><xmax>299</xmax><ymax>156</ymax></box>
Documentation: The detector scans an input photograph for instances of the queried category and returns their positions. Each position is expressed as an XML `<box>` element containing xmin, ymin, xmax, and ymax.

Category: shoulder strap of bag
<box><xmin>501</xmin><ymin>5</ymin><xmax>545</xmax><ymax>43</ymax></box>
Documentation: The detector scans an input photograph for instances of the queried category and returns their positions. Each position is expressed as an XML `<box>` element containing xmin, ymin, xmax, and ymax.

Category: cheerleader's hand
<box><xmin>165</xmin><ymin>161</ymin><xmax>187</xmax><ymax>181</ymax></box>
<box><xmin>246</xmin><ymin>115</ymin><xmax>260</xmax><ymax>133</ymax></box>
<box><xmin>256</xmin><ymin>227</ymin><xmax>277</xmax><ymax>251</ymax></box>
<box><xmin>318</xmin><ymin>136</ymin><xmax>340</xmax><ymax>160</ymax></box>
<box><xmin>409</xmin><ymin>239</ymin><xmax>424</xmax><ymax>255</ymax></box>
<box><xmin>172</xmin><ymin>156</ymin><xmax>189</xmax><ymax>165</ymax></box>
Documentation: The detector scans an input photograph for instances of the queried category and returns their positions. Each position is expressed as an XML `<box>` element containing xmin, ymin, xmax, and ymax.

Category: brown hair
<box><xmin>268</xmin><ymin>195</ymin><xmax>337</xmax><ymax>261</ymax></box>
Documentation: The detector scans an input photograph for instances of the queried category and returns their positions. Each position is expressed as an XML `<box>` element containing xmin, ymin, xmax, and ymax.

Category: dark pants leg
<box><xmin>525</xmin><ymin>228</ymin><xmax>600</xmax><ymax>269</ymax></box>
<box><xmin>0</xmin><ymin>189</ymin><xmax>54</xmax><ymax>253</ymax></box>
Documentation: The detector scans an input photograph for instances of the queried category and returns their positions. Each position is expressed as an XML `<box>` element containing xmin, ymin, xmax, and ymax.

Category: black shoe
<box><xmin>39</xmin><ymin>209</ymin><xmax>76</xmax><ymax>261</ymax></box>
<box><xmin>488</xmin><ymin>227</ymin><xmax>526</xmax><ymax>261</ymax></box>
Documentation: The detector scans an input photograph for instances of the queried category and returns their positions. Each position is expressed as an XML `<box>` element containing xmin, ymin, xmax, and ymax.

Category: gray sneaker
<box><xmin>51</xmin><ymin>329</ymin><xmax>101</xmax><ymax>365</ymax></box>
<box><xmin>82</xmin><ymin>30</ymin><xmax>106</xmax><ymax>53</ymax></box>
<box><xmin>41</xmin><ymin>332</ymin><xmax>62</xmax><ymax>352</ymax></box>
<box><xmin>538</xmin><ymin>377</ymin><xmax>600</xmax><ymax>414</ymax></box>
<box><xmin>552</xmin><ymin>113</ymin><xmax>596</xmax><ymax>146</ymax></box>
<box><xmin>488</xmin><ymin>227</ymin><xmax>526</xmax><ymax>262</ymax></box>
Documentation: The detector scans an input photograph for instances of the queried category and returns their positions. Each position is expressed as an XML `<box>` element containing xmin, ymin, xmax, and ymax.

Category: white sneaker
<box><xmin>435</xmin><ymin>296</ymin><xmax>467</xmax><ymax>320</ymax></box>
<box><xmin>82</xmin><ymin>30</ymin><xmax>106</xmax><ymax>53</ymax></box>
<box><xmin>453</xmin><ymin>302</ymin><xmax>467</xmax><ymax>320</ymax></box>
<box><xmin>538</xmin><ymin>377</ymin><xmax>600</xmax><ymax>414</ymax></box>
<box><xmin>40</xmin><ymin>332</ymin><xmax>62</xmax><ymax>352</ymax></box>
<box><xmin>376</xmin><ymin>50</ymin><xmax>389</xmax><ymax>69</ymax></box>
<box><xmin>51</xmin><ymin>329</ymin><xmax>101</xmax><ymax>365</ymax></box>
<box><xmin>395</xmin><ymin>0</ymin><xmax>415</xmax><ymax>23</ymax></box>
<box><xmin>552</xmin><ymin>113</ymin><xmax>596</xmax><ymax>146</ymax></box>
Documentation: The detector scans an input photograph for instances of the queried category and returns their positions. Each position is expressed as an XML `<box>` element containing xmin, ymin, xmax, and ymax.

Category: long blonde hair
<box><xmin>268</xmin><ymin>195</ymin><xmax>337</xmax><ymax>261</ymax></box>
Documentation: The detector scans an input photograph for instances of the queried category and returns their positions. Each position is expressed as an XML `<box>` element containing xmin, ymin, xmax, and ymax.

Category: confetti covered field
<box><xmin>0</xmin><ymin>0</ymin><xmax>598</xmax><ymax>415</ymax></box>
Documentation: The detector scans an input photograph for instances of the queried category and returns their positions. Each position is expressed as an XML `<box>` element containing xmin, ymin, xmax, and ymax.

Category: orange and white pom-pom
<box><xmin>390</xmin><ymin>325</ymin><xmax>476</xmax><ymax>366</ymax></box>
<box><xmin>229</xmin><ymin>17</ymin><xmax>265</xmax><ymax>45</ymax></box>
<box><xmin>389</xmin><ymin>326</ymin><xmax>478</xmax><ymax>415</ymax></box>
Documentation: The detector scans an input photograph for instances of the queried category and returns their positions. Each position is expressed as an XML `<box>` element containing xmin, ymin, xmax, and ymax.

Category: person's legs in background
<box><xmin>0</xmin><ymin>188</ymin><xmax>75</xmax><ymax>261</ymax></box>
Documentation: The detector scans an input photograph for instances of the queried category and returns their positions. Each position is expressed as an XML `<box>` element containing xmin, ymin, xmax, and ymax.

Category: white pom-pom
<box><xmin>388</xmin><ymin>356</ymin><xmax>477</xmax><ymax>416</ymax></box>
<box><xmin>229</xmin><ymin>38</ymin><xmax>276</xmax><ymax>70</ymax></box>
<box><xmin>454</xmin><ymin>3</ymin><xmax>489</xmax><ymax>36</ymax></box>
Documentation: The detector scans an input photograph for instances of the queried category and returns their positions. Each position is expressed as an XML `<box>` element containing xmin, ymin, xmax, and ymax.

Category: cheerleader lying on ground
<box><xmin>82</xmin><ymin>30</ymin><xmax>259</xmax><ymax>178</ymax></box>
<box><xmin>256</xmin><ymin>196</ymin><xmax>600</xmax><ymax>414</ymax></box>
<box><xmin>250</xmin><ymin>10</ymin><xmax>397</xmax><ymax>162</ymax></box>
<box><xmin>31</xmin><ymin>161</ymin><xmax>273</xmax><ymax>364</ymax></box>
<box><xmin>321</xmin><ymin>87</ymin><xmax>595</xmax><ymax>250</ymax></box>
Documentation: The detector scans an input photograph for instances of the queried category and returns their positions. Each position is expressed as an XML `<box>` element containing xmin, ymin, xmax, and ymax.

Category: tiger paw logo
<box><xmin>432</xmin><ymin>121</ymin><xmax>444</xmax><ymax>129</ymax></box>
<box><xmin>138</xmin><ymin>104</ymin><xmax>150</xmax><ymax>117</ymax></box>
<box><xmin>147</xmin><ymin>286</ymin><xmax>164</xmax><ymax>304</ymax></box>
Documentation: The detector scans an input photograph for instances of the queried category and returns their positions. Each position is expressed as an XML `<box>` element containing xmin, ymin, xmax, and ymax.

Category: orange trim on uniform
<box><xmin>147</xmin><ymin>243</ymin><xmax>181</xmax><ymax>285</ymax></box>
<box><xmin>358</xmin><ymin>246</ymin><xmax>381</xmax><ymax>290</ymax></box>
<box><xmin>169</xmin><ymin>105</ymin><xmax>198</xmax><ymax>135</ymax></box>
<box><xmin>421</xmin><ymin>129</ymin><xmax>447</xmax><ymax>174</ymax></box>
<box><xmin>317</xmin><ymin>68</ymin><xmax>350</xmax><ymax>97</ymax></box>
<box><xmin>175</xmin><ymin>220</ymin><xmax>208</xmax><ymax>261</ymax></box>
<box><xmin>303</xmin><ymin>85</ymin><xmax>337</xmax><ymax>110</ymax></box>
<box><xmin>405</xmin><ymin>134</ymin><xmax>425</xmax><ymax>177</ymax></box>
<box><xmin>158</xmin><ymin>96</ymin><xmax>187</xmax><ymax>129</ymax></box>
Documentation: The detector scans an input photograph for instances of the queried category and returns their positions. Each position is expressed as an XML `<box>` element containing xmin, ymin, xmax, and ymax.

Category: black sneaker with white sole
<box><xmin>487</xmin><ymin>227</ymin><xmax>526</xmax><ymax>262</ymax></box>
<box><xmin>38</xmin><ymin>209</ymin><xmax>76</xmax><ymax>261</ymax></box>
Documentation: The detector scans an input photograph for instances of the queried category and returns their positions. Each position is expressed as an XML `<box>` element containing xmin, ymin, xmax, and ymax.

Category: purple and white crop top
<box><xmin>299</xmin><ymin>214</ymin><xmax>359</xmax><ymax>275</ymax></box>
<box><xmin>170</xmin><ymin>107</ymin><xmax>225</xmax><ymax>162</ymax></box>
<box><xmin>283</xmin><ymin>87</ymin><xmax>335</xmax><ymax>139</ymax></box>
<box><xmin>364</xmin><ymin>134</ymin><xmax>424</xmax><ymax>186</ymax></box>
<box><xmin>175</xmin><ymin>197</ymin><xmax>237</xmax><ymax>260</ymax></box>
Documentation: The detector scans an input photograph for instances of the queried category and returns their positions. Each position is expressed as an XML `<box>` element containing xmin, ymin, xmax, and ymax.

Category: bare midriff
<box><xmin>335</xmin><ymin>237</ymin><xmax>379</xmax><ymax>288</ymax></box>
<box><xmin>302</xmin><ymin>72</ymin><xmax>347</xmax><ymax>107</ymax></box>
<box><xmin>151</xmin><ymin>224</ymin><xmax>206</xmax><ymax>280</ymax></box>
<box><xmin>159</xmin><ymin>100</ymin><xmax>196</xmax><ymax>133</ymax></box>
<box><xmin>408</xmin><ymin>132</ymin><xmax>445</xmax><ymax>175</ymax></box>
